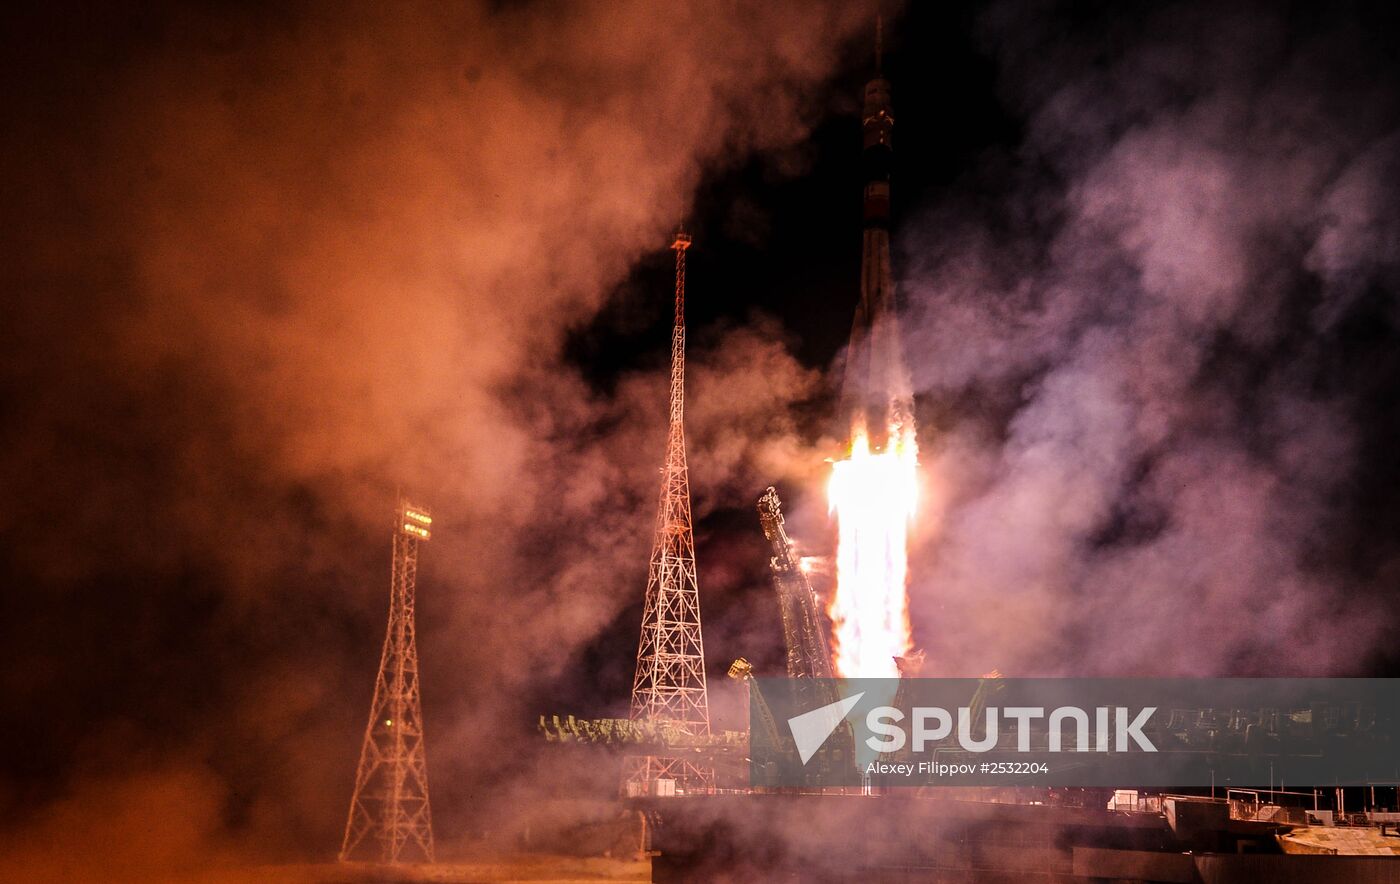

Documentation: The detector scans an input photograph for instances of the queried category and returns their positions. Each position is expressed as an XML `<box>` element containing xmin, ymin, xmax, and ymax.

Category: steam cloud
<box><xmin>901</xmin><ymin>0</ymin><xmax>1400</xmax><ymax>677</ymax></box>
<box><xmin>0</xmin><ymin>0</ymin><xmax>870</xmax><ymax>874</ymax></box>
<box><xmin>2</xmin><ymin>0</ymin><xmax>1398</xmax><ymax>877</ymax></box>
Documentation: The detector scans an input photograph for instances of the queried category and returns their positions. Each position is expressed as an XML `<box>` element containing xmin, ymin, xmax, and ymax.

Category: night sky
<box><xmin>2</xmin><ymin>0</ymin><xmax>1399</xmax><ymax>876</ymax></box>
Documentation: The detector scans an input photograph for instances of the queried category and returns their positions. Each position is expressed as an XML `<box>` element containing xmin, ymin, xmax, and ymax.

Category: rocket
<box><xmin>840</xmin><ymin>24</ymin><xmax>915</xmax><ymax>449</ymax></box>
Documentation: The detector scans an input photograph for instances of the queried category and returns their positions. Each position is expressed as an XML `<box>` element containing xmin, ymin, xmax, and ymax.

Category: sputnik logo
<box><xmin>787</xmin><ymin>692</ymin><xmax>865</xmax><ymax>764</ymax></box>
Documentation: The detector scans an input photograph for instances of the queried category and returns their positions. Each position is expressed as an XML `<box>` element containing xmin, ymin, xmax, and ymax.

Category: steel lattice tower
<box><xmin>340</xmin><ymin>501</ymin><xmax>436</xmax><ymax>864</ymax></box>
<box><xmin>622</xmin><ymin>229</ymin><xmax>714</xmax><ymax>796</ymax></box>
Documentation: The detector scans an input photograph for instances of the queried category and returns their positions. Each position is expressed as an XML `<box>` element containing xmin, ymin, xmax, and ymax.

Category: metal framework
<box><xmin>755</xmin><ymin>489</ymin><xmax>854</xmax><ymax>776</ymax></box>
<box><xmin>757</xmin><ymin>487</ymin><xmax>837</xmax><ymax>685</ymax></box>
<box><xmin>726</xmin><ymin>657</ymin><xmax>784</xmax><ymax>758</ymax></box>
<box><xmin>340</xmin><ymin>502</ymin><xmax>435</xmax><ymax>864</ymax></box>
<box><xmin>623</xmin><ymin>229</ymin><xmax>714</xmax><ymax>796</ymax></box>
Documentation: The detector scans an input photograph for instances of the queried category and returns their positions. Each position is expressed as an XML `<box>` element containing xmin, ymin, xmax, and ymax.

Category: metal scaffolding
<box><xmin>340</xmin><ymin>501</ymin><xmax>436</xmax><ymax>864</ymax></box>
<box><xmin>623</xmin><ymin>229</ymin><xmax>714</xmax><ymax>796</ymax></box>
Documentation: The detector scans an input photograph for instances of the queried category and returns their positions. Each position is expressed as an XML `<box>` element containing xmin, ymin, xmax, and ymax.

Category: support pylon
<box><xmin>340</xmin><ymin>501</ymin><xmax>436</xmax><ymax>864</ymax></box>
<box><xmin>622</xmin><ymin>229</ymin><xmax>714</xmax><ymax>797</ymax></box>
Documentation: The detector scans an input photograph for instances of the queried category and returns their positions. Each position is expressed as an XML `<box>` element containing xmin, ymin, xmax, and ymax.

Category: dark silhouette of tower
<box><xmin>757</xmin><ymin>486</ymin><xmax>837</xmax><ymax>684</ymax></box>
<box><xmin>757</xmin><ymin>487</ymin><xmax>856</xmax><ymax>778</ymax></box>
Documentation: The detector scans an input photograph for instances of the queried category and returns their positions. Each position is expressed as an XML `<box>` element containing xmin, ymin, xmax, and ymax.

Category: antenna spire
<box><xmin>622</xmin><ymin>227</ymin><xmax>712</xmax><ymax>797</ymax></box>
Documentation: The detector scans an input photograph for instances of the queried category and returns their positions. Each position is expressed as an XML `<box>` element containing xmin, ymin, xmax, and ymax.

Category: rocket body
<box><xmin>842</xmin><ymin>74</ymin><xmax>913</xmax><ymax>447</ymax></box>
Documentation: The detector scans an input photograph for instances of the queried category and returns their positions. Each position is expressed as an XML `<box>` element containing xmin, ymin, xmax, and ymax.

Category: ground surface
<box><xmin>1281</xmin><ymin>827</ymin><xmax>1400</xmax><ymax>855</ymax></box>
<box><xmin>209</xmin><ymin>856</ymin><xmax>649</xmax><ymax>884</ymax></box>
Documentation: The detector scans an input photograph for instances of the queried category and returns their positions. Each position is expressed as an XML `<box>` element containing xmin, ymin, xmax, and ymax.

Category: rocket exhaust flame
<box><xmin>828</xmin><ymin>420</ymin><xmax>918</xmax><ymax>679</ymax></box>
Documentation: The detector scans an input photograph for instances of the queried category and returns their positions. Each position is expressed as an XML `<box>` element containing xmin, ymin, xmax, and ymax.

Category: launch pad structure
<box><xmin>549</xmin><ymin>15</ymin><xmax>929</xmax><ymax>802</ymax></box>
<box><xmin>535</xmin><ymin>26</ymin><xmax>1400</xmax><ymax>883</ymax></box>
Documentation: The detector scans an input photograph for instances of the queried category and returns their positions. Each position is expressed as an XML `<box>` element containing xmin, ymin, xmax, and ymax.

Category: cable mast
<box><xmin>622</xmin><ymin>229</ymin><xmax>714</xmax><ymax>796</ymax></box>
<box><xmin>340</xmin><ymin>501</ymin><xmax>436</xmax><ymax>863</ymax></box>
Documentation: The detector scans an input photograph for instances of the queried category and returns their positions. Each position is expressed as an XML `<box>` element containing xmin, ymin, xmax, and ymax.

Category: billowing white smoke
<box><xmin>897</xmin><ymin>0</ymin><xmax>1400</xmax><ymax>677</ymax></box>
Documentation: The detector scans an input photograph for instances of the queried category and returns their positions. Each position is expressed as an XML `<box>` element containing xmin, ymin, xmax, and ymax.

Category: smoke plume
<box><xmin>4</xmin><ymin>0</ymin><xmax>1399</xmax><ymax>876</ymax></box>
<box><xmin>900</xmin><ymin>0</ymin><xmax>1400</xmax><ymax>677</ymax></box>
<box><xmin>0</xmin><ymin>0</ymin><xmax>872</xmax><ymax>873</ymax></box>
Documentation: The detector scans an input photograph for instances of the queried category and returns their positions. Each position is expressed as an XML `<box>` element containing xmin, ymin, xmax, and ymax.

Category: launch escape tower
<box><xmin>841</xmin><ymin>18</ymin><xmax>914</xmax><ymax>447</ymax></box>
<box><xmin>623</xmin><ymin>229</ymin><xmax>715</xmax><ymax>796</ymax></box>
<box><xmin>340</xmin><ymin>501</ymin><xmax>436</xmax><ymax>864</ymax></box>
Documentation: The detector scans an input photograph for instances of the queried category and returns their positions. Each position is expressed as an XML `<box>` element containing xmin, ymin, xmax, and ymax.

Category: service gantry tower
<box><xmin>622</xmin><ymin>229</ymin><xmax>714</xmax><ymax>796</ymax></box>
<box><xmin>757</xmin><ymin>487</ymin><xmax>856</xmax><ymax>777</ymax></box>
<box><xmin>340</xmin><ymin>501</ymin><xmax>436</xmax><ymax>864</ymax></box>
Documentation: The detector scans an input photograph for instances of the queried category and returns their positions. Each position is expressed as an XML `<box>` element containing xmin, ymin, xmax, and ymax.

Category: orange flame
<box><xmin>828</xmin><ymin>422</ymin><xmax>918</xmax><ymax>678</ymax></box>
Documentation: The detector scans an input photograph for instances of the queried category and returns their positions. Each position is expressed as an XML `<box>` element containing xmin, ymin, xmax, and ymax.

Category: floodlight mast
<box><xmin>340</xmin><ymin>500</ymin><xmax>436</xmax><ymax>863</ymax></box>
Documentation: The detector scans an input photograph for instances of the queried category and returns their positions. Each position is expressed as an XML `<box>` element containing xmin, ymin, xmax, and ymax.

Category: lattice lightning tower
<box><xmin>622</xmin><ymin>229</ymin><xmax>714</xmax><ymax>795</ymax></box>
<box><xmin>340</xmin><ymin>501</ymin><xmax>436</xmax><ymax>864</ymax></box>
